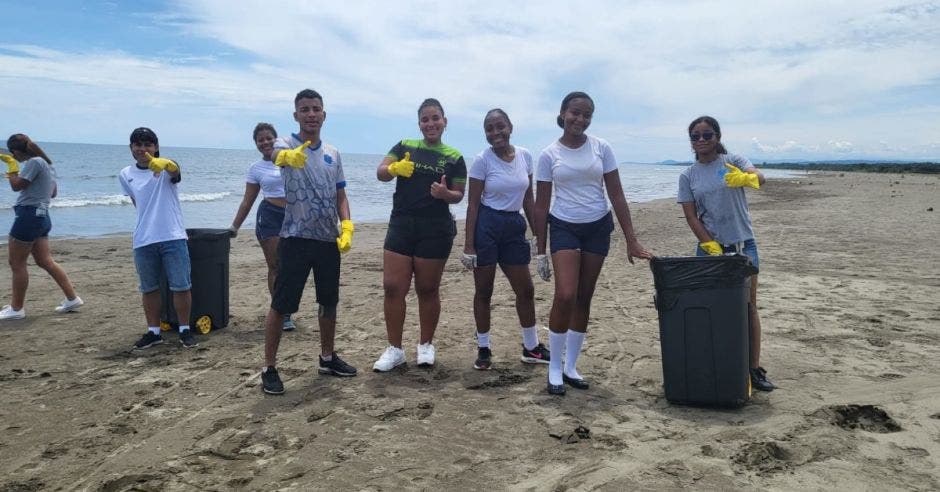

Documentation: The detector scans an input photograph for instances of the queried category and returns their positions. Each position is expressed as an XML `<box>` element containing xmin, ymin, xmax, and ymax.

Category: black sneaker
<box><xmin>474</xmin><ymin>347</ymin><xmax>492</xmax><ymax>370</ymax></box>
<box><xmin>134</xmin><ymin>331</ymin><xmax>164</xmax><ymax>349</ymax></box>
<box><xmin>750</xmin><ymin>366</ymin><xmax>776</xmax><ymax>392</ymax></box>
<box><xmin>178</xmin><ymin>329</ymin><xmax>198</xmax><ymax>348</ymax></box>
<box><xmin>261</xmin><ymin>366</ymin><xmax>285</xmax><ymax>394</ymax></box>
<box><xmin>521</xmin><ymin>343</ymin><xmax>550</xmax><ymax>364</ymax></box>
<box><xmin>318</xmin><ymin>352</ymin><xmax>358</xmax><ymax>377</ymax></box>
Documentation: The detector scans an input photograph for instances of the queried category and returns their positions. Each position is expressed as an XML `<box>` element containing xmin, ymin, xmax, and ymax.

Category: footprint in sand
<box><xmin>811</xmin><ymin>404</ymin><xmax>902</xmax><ymax>433</ymax></box>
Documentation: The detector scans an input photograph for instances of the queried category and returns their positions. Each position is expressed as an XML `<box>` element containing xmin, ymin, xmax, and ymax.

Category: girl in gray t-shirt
<box><xmin>1</xmin><ymin>134</ymin><xmax>83</xmax><ymax>321</ymax></box>
<box><xmin>676</xmin><ymin>116</ymin><xmax>774</xmax><ymax>392</ymax></box>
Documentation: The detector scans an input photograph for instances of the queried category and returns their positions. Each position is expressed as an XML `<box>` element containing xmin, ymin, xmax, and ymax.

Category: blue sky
<box><xmin>2</xmin><ymin>0</ymin><xmax>939</xmax><ymax>162</ymax></box>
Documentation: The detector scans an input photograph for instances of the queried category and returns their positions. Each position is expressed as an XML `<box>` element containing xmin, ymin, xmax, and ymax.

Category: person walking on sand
<box><xmin>373</xmin><ymin>98</ymin><xmax>467</xmax><ymax>372</ymax></box>
<box><xmin>534</xmin><ymin>92</ymin><xmax>652</xmax><ymax>396</ymax></box>
<box><xmin>228</xmin><ymin>122</ymin><xmax>296</xmax><ymax>331</ymax></box>
<box><xmin>677</xmin><ymin>115</ymin><xmax>774</xmax><ymax>392</ymax></box>
<box><xmin>259</xmin><ymin>89</ymin><xmax>358</xmax><ymax>395</ymax></box>
<box><xmin>119</xmin><ymin>127</ymin><xmax>198</xmax><ymax>349</ymax></box>
<box><xmin>1</xmin><ymin>134</ymin><xmax>83</xmax><ymax>320</ymax></box>
<box><xmin>461</xmin><ymin>109</ymin><xmax>550</xmax><ymax>370</ymax></box>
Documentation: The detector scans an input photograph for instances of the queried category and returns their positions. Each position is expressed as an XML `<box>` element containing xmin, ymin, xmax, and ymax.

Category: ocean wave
<box><xmin>0</xmin><ymin>192</ymin><xmax>232</xmax><ymax>209</ymax></box>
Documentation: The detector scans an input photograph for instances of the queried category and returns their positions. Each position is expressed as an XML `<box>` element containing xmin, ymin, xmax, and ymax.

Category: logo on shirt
<box><xmin>324</xmin><ymin>154</ymin><xmax>333</xmax><ymax>165</ymax></box>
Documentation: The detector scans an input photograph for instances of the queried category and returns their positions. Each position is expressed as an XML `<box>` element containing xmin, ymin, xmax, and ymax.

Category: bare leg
<box><xmin>31</xmin><ymin>237</ymin><xmax>78</xmax><ymax>300</ymax></box>
<box><xmin>319</xmin><ymin>314</ymin><xmax>335</xmax><ymax>356</ymax></box>
<box><xmin>172</xmin><ymin>290</ymin><xmax>192</xmax><ymax>328</ymax></box>
<box><xmin>413</xmin><ymin>257</ymin><xmax>447</xmax><ymax>344</ymax></box>
<box><xmin>263</xmin><ymin>308</ymin><xmax>285</xmax><ymax>367</ymax></box>
<box><xmin>501</xmin><ymin>264</ymin><xmax>536</xmax><ymax>329</ymax></box>
<box><xmin>570</xmin><ymin>253</ymin><xmax>606</xmax><ymax>333</ymax></box>
<box><xmin>548</xmin><ymin>250</ymin><xmax>581</xmax><ymax>333</ymax></box>
<box><xmin>382</xmin><ymin>250</ymin><xmax>413</xmax><ymax>348</ymax></box>
<box><xmin>142</xmin><ymin>290</ymin><xmax>162</xmax><ymax>327</ymax></box>
<box><xmin>260</xmin><ymin>236</ymin><xmax>280</xmax><ymax>296</ymax></box>
<box><xmin>472</xmin><ymin>265</ymin><xmax>497</xmax><ymax>333</ymax></box>
<box><xmin>7</xmin><ymin>237</ymin><xmax>32</xmax><ymax>310</ymax></box>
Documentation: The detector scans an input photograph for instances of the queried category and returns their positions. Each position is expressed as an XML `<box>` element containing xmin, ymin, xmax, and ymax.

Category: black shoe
<box><xmin>474</xmin><ymin>347</ymin><xmax>492</xmax><ymax>370</ymax></box>
<box><xmin>521</xmin><ymin>343</ymin><xmax>551</xmax><ymax>364</ymax></box>
<box><xmin>750</xmin><ymin>367</ymin><xmax>776</xmax><ymax>392</ymax></box>
<box><xmin>261</xmin><ymin>366</ymin><xmax>285</xmax><ymax>394</ymax></box>
<box><xmin>546</xmin><ymin>380</ymin><xmax>566</xmax><ymax>395</ymax></box>
<box><xmin>318</xmin><ymin>352</ymin><xmax>358</xmax><ymax>377</ymax></box>
<box><xmin>178</xmin><ymin>329</ymin><xmax>198</xmax><ymax>348</ymax></box>
<box><xmin>563</xmin><ymin>373</ymin><xmax>590</xmax><ymax>390</ymax></box>
<box><xmin>134</xmin><ymin>331</ymin><xmax>164</xmax><ymax>349</ymax></box>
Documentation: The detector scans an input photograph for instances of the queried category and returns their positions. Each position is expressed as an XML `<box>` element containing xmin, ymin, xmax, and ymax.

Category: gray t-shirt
<box><xmin>676</xmin><ymin>153</ymin><xmax>755</xmax><ymax>245</ymax></box>
<box><xmin>274</xmin><ymin>135</ymin><xmax>346</xmax><ymax>241</ymax></box>
<box><xmin>15</xmin><ymin>157</ymin><xmax>55</xmax><ymax>208</ymax></box>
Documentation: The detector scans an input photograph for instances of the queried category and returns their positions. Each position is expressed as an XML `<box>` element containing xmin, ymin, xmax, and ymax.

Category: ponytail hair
<box><xmin>6</xmin><ymin>134</ymin><xmax>52</xmax><ymax>164</ymax></box>
<box><xmin>688</xmin><ymin>115</ymin><xmax>728</xmax><ymax>159</ymax></box>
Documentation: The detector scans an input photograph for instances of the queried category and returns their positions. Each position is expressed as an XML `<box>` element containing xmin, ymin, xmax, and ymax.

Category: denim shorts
<box><xmin>384</xmin><ymin>215</ymin><xmax>456</xmax><ymax>260</ymax></box>
<box><xmin>474</xmin><ymin>205</ymin><xmax>530</xmax><ymax>267</ymax></box>
<box><xmin>134</xmin><ymin>239</ymin><xmax>192</xmax><ymax>293</ymax></box>
<box><xmin>255</xmin><ymin>200</ymin><xmax>285</xmax><ymax>242</ymax></box>
<box><xmin>10</xmin><ymin>205</ymin><xmax>52</xmax><ymax>242</ymax></box>
<box><xmin>548</xmin><ymin>212</ymin><xmax>615</xmax><ymax>256</ymax></box>
<box><xmin>696</xmin><ymin>238</ymin><xmax>760</xmax><ymax>272</ymax></box>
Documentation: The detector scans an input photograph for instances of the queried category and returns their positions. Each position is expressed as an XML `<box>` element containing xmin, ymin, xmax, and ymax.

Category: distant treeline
<box><xmin>755</xmin><ymin>162</ymin><xmax>940</xmax><ymax>174</ymax></box>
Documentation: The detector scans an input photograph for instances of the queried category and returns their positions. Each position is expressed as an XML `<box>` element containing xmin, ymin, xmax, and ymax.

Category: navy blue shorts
<box><xmin>271</xmin><ymin>237</ymin><xmax>340</xmax><ymax>314</ymax></box>
<box><xmin>10</xmin><ymin>205</ymin><xmax>52</xmax><ymax>242</ymax></box>
<box><xmin>255</xmin><ymin>200</ymin><xmax>285</xmax><ymax>242</ymax></box>
<box><xmin>384</xmin><ymin>215</ymin><xmax>456</xmax><ymax>260</ymax></box>
<box><xmin>549</xmin><ymin>212</ymin><xmax>614</xmax><ymax>256</ymax></box>
<box><xmin>474</xmin><ymin>205</ymin><xmax>529</xmax><ymax>267</ymax></box>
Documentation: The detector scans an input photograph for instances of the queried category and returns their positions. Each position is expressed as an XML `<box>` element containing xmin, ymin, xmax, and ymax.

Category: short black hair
<box><xmin>557</xmin><ymin>91</ymin><xmax>594</xmax><ymax>128</ymax></box>
<box><xmin>295</xmin><ymin>89</ymin><xmax>323</xmax><ymax>105</ymax></box>
<box><xmin>129</xmin><ymin>127</ymin><xmax>159</xmax><ymax>145</ymax></box>
<box><xmin>253</xmin><ymin>122</ymin><xmax>277</xmax><ymax>141</ymax></box>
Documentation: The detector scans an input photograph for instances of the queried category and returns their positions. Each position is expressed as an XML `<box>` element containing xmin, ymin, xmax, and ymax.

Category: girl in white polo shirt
<box><xmin>229</xmin><ymin>123</ymin><xmax>296</xmax><ymax>331</ymax></box>
<box><xmin>533</xmin><ymin>92</ymin><xmax>652</xmax><ymax>395</ymax></box>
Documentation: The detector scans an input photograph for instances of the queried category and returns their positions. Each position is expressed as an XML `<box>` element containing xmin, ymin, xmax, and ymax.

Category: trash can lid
<box><xmin>186</xmin><ymin>228</ymin><xmax>232</xmax><ymax>240</ymax></box>
<box><xmin>650</xmin><ymin>254</ymin><xmax>757</xmax><ymax>290</ymax></box>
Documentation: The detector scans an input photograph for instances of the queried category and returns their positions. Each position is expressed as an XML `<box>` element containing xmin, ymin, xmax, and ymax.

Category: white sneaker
<box><xmin>373</xmin><ymin>346</ymin><xmax>406</xmax><ymax>372</ymax></box>
<box><xmin>54</xmin><ymin>296</ymin><xmax>84</xmax><ymax>313</ymax></box>
<box><xmin>416</xmin><ymin>342</ymin><xmax>436</xmax><ymax>367</ymax></box>
<box><xmin>0</xmin><ymin>305</ymin><xmax>26</xmax><ymax>320</ymax></box>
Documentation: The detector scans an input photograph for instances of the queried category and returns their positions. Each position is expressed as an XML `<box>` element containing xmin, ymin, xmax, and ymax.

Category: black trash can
<box><xmin>160</xmin><ymin>228</ymin><xmax>231</xmax><ymax>334</ymax></box>
<box><xmin>650</xmin><ymin>254</ymin><xmax>758</xmax><ymax>407</ymax></box>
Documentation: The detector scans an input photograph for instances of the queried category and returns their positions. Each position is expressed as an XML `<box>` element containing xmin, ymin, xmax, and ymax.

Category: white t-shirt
<box><xmin>535</xmin><ymin>135</ymin><xmax>617</xmax><ymax>223</ymax></box>
<box><xmin>119</xmin><ymin>165</ymin><xmax>187</xmax><ymax>249</ymax></box>
<box><xmin>246</xmin><ymin>159</ymin><xmax>285</xmax><ymax>199</ymax></box>
<box><xmin>469</xmin><ymin>146</ymin><xmax>533</xmax><ymax>212</ymax></box>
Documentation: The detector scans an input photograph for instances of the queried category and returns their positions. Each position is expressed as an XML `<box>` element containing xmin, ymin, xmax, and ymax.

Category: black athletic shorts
<box><xmin>271</xmin><ymin>237</ymin><xmax>340</xmax><ymax>314</ymax></box>
<box><xmin>383</xmin><ymin>215</ymin><xmax>456</xmax><ymax>260</ymax></box>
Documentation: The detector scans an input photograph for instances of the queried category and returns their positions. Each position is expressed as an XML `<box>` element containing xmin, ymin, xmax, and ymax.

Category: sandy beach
<box><xmin>1</xmin><ymin>171</ymin><xmax>938</xmax><ymax>490</ymax></box>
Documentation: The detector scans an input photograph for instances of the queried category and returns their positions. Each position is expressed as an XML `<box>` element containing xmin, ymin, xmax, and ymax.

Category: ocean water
<box><xmin>0</xmin><ymin>142</ymin><xmax>805</xmax><ymax>240</ymax></box>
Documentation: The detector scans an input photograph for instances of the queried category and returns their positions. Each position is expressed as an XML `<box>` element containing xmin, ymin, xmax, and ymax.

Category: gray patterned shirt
<box><xmin>273</xmin><ymin>135</ymin><xmax>346</xmax><ymax>241</ymax></box>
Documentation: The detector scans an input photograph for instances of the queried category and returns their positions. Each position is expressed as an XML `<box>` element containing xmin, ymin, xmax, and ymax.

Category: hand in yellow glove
<box><xmin>0</xmin><ymin>154</ymin><xmax>19</xmax><ymax>174</ymax></box>
<box><xmin>336</xmin><ymin>219</ymin><xmax>354</xmax><ymax>253</ymax></box>
<box><xmin>387</xmin><ymin>151</ymin><xmax>414</xmax><ymax>178</ymax></box>
<box><xmin>145</xmin><ymin>153</ymin><xmax>179</xmax><ymax>174</ymax></box>
<box><xmin>275</xmin><ymin>141</ymin><xmax>311</xmax><ymax>169</ymax></box>
<box><xmin>699</xmin><ymin>240</ymin><xmax>723</xmax><ymax>256</ymax></box>
<box><xmin>723</xmin><ymin>163</ymin><xmax>759</xmax><ymax>189</ymax></box>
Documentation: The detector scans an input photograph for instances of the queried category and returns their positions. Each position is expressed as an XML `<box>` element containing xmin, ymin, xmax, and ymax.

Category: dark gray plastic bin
<box><xmin>650</xmin><ymin>254</ymin><xmax>757</xmax><ymax>407</ymax></box>
<box><xmin>160</xmin><ymin>228</ymin><xmax>230</xmax><ymax>334</ymax></box>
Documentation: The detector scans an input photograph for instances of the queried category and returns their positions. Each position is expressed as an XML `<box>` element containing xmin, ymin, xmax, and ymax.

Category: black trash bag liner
<box><xmin>650</xmin><ymin>254</ymin><xmax>757</xmax><ymax>311</ymax></box>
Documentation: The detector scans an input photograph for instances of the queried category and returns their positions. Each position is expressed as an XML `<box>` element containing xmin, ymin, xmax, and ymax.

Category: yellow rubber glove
<box><xmin>0</xmin><ymin>154</ymin><xmax>19</xmax><ymax>174</ymax></box>
<box><xmin>723</xmin><ymin>163</ymin><xmax>759</xmax><ymax>189</ymax></box>
<box><xmin>145</xmin><ymin>153</ymin><xmax>179</xmax><ymax>174</ymax></box>
<box><xmin>336</xmin><ymin>219</ymin><xmax>354</xmax><ymax>253</ymax></box>
<box><xmin>700</xmin><ymin>240</ymin><xmax>723</xmax><ymax>256</ymax></box>
<box><xmin>387</xmin><ymin>151</ymin><xmax>415</xmax><ymax>178</ymax></box>
<box><xmin>275</xmin><ymin>141</ymin><xmax>311</xmax><ymax>168</ymax></box>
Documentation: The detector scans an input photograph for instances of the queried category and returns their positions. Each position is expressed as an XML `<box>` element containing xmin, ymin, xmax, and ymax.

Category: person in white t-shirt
<box><xmin>228</xmin><ymin>123</ymin><xmax>295</xmax><ymax>331</ymax></box>
<box><xmin>462</xmin><ymin>109</ymin><xmax>550</xmax><ymax>370</ymax></box>
<box><xmin>118</xmin><ymin>127</ymin><xmax>197</xmax><ymax>350</ymax></box>
<box><xmin>533</xmin><ymin>92</ymin><xmax>652</xmax><ymax>396</ymax></box>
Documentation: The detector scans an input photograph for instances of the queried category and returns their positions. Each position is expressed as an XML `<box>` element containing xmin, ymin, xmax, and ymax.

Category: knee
<box><xmin>553</xmin><ymin>289</ymin><xmax>577</xmax><ymax>309</ymax></box>
<box><xmin>35</xmin><ymin>258</ymin><xmax>56</xmax><ymax>271</ymax></box>
<box><xmin>318</xmin><ymin>303</ymin><xmax>337</xmax><ymax>320</ymax></box>
<box><xmin>517</xmin><ymin>283</ymin><xmax>535</xmax><ymax>301</ymax></box>
<box><xmin>414</xmin><ymin>283</ymin><xmax>439</xmax><ymax>300</ymax></box>
<box><xmin>383</xmin><ymin>281</ymin><xmax>408</xmax><ymax>300</ymax></box>
<box><xmin>474</xmin><ymin>285</ymin><xmax>494</xmax><ymax>303</ymax></box>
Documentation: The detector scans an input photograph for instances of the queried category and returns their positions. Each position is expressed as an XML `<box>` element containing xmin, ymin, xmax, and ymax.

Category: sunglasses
<box><xmin>690</xmin><ymin>132</ymin><xmax>715</xmax><ymax>142</ymax></box>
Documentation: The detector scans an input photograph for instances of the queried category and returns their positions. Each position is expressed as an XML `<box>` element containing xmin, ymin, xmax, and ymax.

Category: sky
<box><xmin>1</xmin><ymin>0</ymin><xmax>939</xmax><ymax>162</ymax></box>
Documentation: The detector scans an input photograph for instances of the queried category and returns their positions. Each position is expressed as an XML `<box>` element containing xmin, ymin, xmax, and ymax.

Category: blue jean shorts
<box><xmin>696</xmin><ymin>238</ymin><xmax>760</xmax><ymax>272</ymax></box>
<box><xmin>134</xmin><ymin>239</ymin><xmax>192</xmax><ymax>293</ymax></box>
<box><xmin>10</xmin><ymin>205</ymin><xmax>52</xmax><ymax>242</ymax></box>
<box><xmin>549</xmin><ymin>212</ymin><xmax>615</xmax><ymax>256</ymax></box>
<box><xmin>255</xmin><ymin>200</ymin><xmax>285</xmax><ymax>242</ymax></box>
<box><xmin>474</xmin><ymin>205</ymin><xmax>530</xmax><ymax>267</ymax></box>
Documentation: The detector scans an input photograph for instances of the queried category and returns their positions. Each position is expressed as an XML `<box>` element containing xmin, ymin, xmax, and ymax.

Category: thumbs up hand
<box><xmin>275</xmin><ymin>141</ymin><xmax>311</xmax><ymax>168</ymax></box>
<box><xmin>0</xmin><ymin>154</ymin><xmax>18</xmax><ymax>174</ymax></box>
<box><xmin>723</xmin><ymin>163</ymin><xmax>760</xmax><ymax>189</ymax></box>
<box><xmin>387</xmin><ymin>151</ymin><xmax>415</xmax><ymax>178</ymax></box>
<box><xmin>430</xmin><ymin>174</ymin><xmax>449</xmax><ymax>200</ymax></box>
<box><xmin>145</xmin><ymin>152</ymin><xmax>179</xmax><ymax>175</ymax></box>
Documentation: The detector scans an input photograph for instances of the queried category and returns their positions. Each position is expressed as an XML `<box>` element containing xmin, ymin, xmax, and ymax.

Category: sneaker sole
<box><xmin>318</xmin><ymin>367</ymin><xmax>357</xmax><ymax>377</ymax></box>
<box><xmin>372</xmin><ymin>360</ymin><xmax>406</xmax><ymax>372</ymax></box>
<box><xmin>417</xmin><ymin>361</ymin><xmax>435</xmax><ymax>367</ymax></box>
<box><xmin>473</xmin><ymin>363</ymin><xmax>492</xmax><ymax>370</ymax></box>
<box><xmin>180</xmin><ymin>341</ymin><xmax>199</xmax><ymax>348</ymax></box>
<box><xmin>134</xmin><ymin>340</ymin><xmax>164</xmax><ymax>350</ymax></box>
<box><xmin>262</xmin><ymin>386</ymin><xmax>285</xmax><ymax>395</ymax></box>
<box><xmin>55</xmin><ymin>302</ymin><xmax>84</xmax><ymax>314</ymax></box>
<box><xmin>521</xmin><ymin>356</ymin><xmax>550</xmax><ymax>364</ymax></box>
<box><xmin>1</xmin><ymin>315</ymin><xmax>26</xmax><ymax>320</ymax></box>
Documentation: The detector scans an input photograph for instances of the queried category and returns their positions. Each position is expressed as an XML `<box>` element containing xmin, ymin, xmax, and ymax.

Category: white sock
<box><xmin>565</xmin><ymin>330</ymin><xmax>585</xmax><ymax>379</ymax></box>
<box><xmin>178</xmin><ymin>325</ymin><xmax>190</xmax><ymax>333</ymax></box>
<box><xmin>548</xmin><ymin>331</ymin><xmax>567</xmax><ymax>385</ymax></box>
<box><xmin>521</xmin><ymin>325</ymin><xmax>538</xmax><ymax>350</ymax></box>
<box><xmin>148</xmin><ymin>326</ymin><xmax>160</xmax><ymax>335</ymax></box>
<box><xmin>477</xmin><ymin>331</ymin><xmax>490</xmax><ymax>348</ymax></box>
<box><xmin>321</xmin><ymin>353</ymin><xmax>332</xmax><ymax>362</ymax></box>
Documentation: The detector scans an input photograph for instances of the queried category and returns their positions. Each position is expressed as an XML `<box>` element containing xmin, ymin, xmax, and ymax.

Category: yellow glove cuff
<box><xmin>700</xmin><ymin>240</ymin><xmax>723</xmax><ymax>256</ymax></box>
<box><xmin>340</xmin><ymin>219</ymin><xmax>354</xmax><ymax>233</ymax></box>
